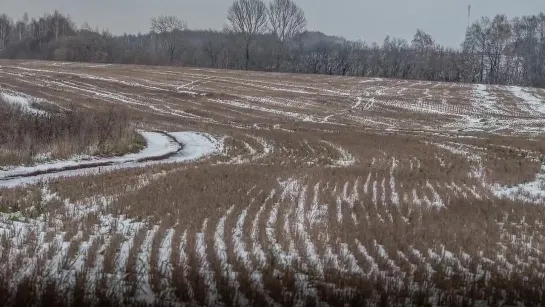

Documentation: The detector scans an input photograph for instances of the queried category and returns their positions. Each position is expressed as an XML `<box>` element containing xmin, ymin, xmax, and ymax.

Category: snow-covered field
<box><xmin>1</xmin><ymin>60</ymin><xmax>545</xmax><ymax>306</ymax></box>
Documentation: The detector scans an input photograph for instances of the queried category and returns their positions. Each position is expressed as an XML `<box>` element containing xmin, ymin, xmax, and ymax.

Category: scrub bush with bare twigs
<box><xmin>0</xmin><ymin>97</ymin><xmax>145</xmax><ymax>166</ymax></box>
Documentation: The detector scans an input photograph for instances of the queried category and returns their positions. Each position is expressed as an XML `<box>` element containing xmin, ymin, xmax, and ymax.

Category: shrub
<box><xmin>0</xmin><ymin>97</ymin><xmax>144</xmax><ymax>166</ymax></box>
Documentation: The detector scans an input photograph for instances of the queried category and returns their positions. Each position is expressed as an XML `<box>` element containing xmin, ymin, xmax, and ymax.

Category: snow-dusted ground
<box><xmin>0</xmin><ymin>131</ymin><xmax>222</xmax><ymax>188</ymax></box>
<box><xmin>0</xmin><ymin>132</ymin><xmax>179</xmax><ymax>177</ymax></box>
<box><xmin>170</xmin><ymin>131</ymin><xmax>223</xmax><ymax>159</ymax></box>
<box><xmin>2</xmin><ymin>62</ymin><xmax>545</xmax><ymax>305</ymax></box>
<box><xmin>0</xmin><ymin>91</ymin><xmax>47</xmax><ymax>115</ymax></box>
<box><xmin>508</xmin><ymin>85</ymin><xmax>545</xmax><ymax>115</ymax></box>
<box><xmin>442</xmin><ymin>83</ymin><xmax>545</xmax><ymax>134</ymax></box>
<box><xmin>492</xmin><ymin>164</ymin><xmax>545</xmax><ymax>203</ymax></box>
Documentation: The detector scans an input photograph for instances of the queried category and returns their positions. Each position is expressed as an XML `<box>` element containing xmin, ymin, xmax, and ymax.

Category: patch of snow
<box><xmin>372</xmin><ymin>180</ymin><xmax>378</xmax><ymax>206</ymax></box>
<box><xmin>412</xmin><ymin>189</ymin><xmax>422</xmax><ymax>206</ymax></box>
<box><xmin>390</xmin><ymin>158</ymin><xmax>399</xmax><ymax>205</ymax></box>
<box><xmin>233</xmin><ymin>208</ymin><xmax>250</xmax><ymax>267</ymax></box>
<box><xmin>252</xmin><ymin>190</ymin><xmax>275</xmax><ymax>268</ymax></box>
<box><xmin>473</xmin><ymin>84</ymin><xmax>504</xmax><ymax>115</ymax></box>
<box><xmin>492</xmin><ymin>164</ymin><xmax>545</xmax><ymax>203</ymax></box>
<box><xmin>308</xmin><ymin>183</ymin><xmax>323</xmax><ymax>228</ymax></box>
<box><xmin>176</xmin><ymin>89</ymin><xmax>200</xmax><ymax>96</ymax></box>
<box><xmin>267</xmin><ymin>179</ymin><xmax>300</xmax><ymax>268</ymax></box>
<box><xmin>196</xmin><ymin>219</ymin><xmax>221</xmax><ymax>306</ymax></box>
<box><xmin>135</xmin><ymin>226</ymin><xmax>158</xmax><ymax>303</ymax></box>
<box><xmin>427</xmin><ymin>181</ymin><xmax>445</xmax><ymax>208</ymax></box>
<box><xmin>0</xmin><ymin>92</ymin><xmax>47</xmax><ymax>115</ymax></box>
<box><xmin>214</xmin><ymin>206</ymin><xmax>233</xmax><ymax>271</ymax></box>
<box><xmin>508</xmin><ymin>86</ymin><xmax>545</xmax><ymax>115</ymax></box>
<box><xmin>210</xmin><ymin>98</ymin><xmax>319</xmax><ymax>123</ymax></box>
<box><xmin>360</xmin><ymin>78</ymin><xmax>385</xmax><ymax>83</ymax></box>
<box><xmin>0</xmin><ymin>131</ymin><xmax>222</xmax><ymax>188</ymax></box>
<box><xmin>355</xmin><ymin>239</ymin><xmax>378</xmax><ymax>275</ymax></box>
<box><xmin>169</xmin><ymin>131</ymin><xmax>222</xmax><ymax>160</ymax></box>
<box><xmin>0</xmin><ymin>131</ymin><xmax>177</xmax><ymax>177</ymax></box>
<box><xmin>340</xmin><ymin>243</ymin><xmax>364</xmax><ymax>275</ymax></box>
<box><xmin>322</xmin><ymin>140</ymin><xmax>355</xmax><ymax>167</ymax></box>
<box><xmin>380</xmin><ymin>177</ymin><xmax>386</xmax><ymax>206</ymax></box>
<box><xmin>294</xmin><ymin>184</ymin><xmax>324</xmax><ymax>278</ymax></box>
<box><xmin>364</xmin><ymin>172</ymin><xmax>372</xmax><ymax>194</ymax></box>
<box><xmin>158</xmin><ymin>228</ymin><xmax>175</xmax><ymax>278</ymax></box>
<box><xmin>335</xmin><ymin>192</ymin><xmax>343</xmax><ymax>223</ymax></box>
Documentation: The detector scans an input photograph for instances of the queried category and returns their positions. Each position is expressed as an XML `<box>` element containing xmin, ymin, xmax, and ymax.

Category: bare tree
<box><xmin>0</xmin><ymin>14</ymin><xmax>13</xmax><ymax>50</ymax></box>
<box><xmin>464</xmin><ymin>17</ymin><xmax>492</xmax><ymax>83</ymax></box>
<box><xmin>3</xmin><ymin>9</ymin><xmax>545</xmax><ymax>87</ymax></box>
<box><xmin>226</xmin><ymin>0</ymin><xmax>268</xmax><ymax>69</ymax></box>
<box><xmin>203</xmin><ymin>30</ymin><xmax>224</xmax><ymax>68</ymax></box>
<box><xmin>49</xmin><ymin>10</ymin><xmax>72</xmax><ymax>40</ymax></box>
<box><xmin>380</xmin><ymin>36</ymin><xmax>411</xmax><ymax>78</ymax></box>
<box><xmin>14</xmin><ymin>13</ymin><xmax>29</xmax><ymax>41</ymax></box>
<box><xmin>268</xmin><ymin>0</ymin><xmax>306</xmax><ymax>70</ymax></box>
<box><xmin>150</xmin><ymin>15</ymin><xmax>187</xmax><ymax>63</ymax></box>
<box><xmin>268</xmin><ymin>0</ymin><xmax>306</xmax><ymax>43</ymax></box>
<box><xmin>486</xmin><ymin>15</ymin><xmax>512</xmax><ymax>84</ymax></box>
<box><xmin>512</xmin><ymin>13</ymin><xmax>545</xmax><ymax>87</ymax></box>
<box><xmin>412</xmin><ymin>29</ymin><xmax>437</xmax><ymax>80</ymax></box>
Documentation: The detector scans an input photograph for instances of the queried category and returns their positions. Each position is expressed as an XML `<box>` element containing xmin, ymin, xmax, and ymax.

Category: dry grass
<box><xmin>0</xmin><ymin>96</ymin><xmax>145</xmax><ymax>167</ymax></box>
<box><xmin>0</xmin><ymin>60</ymin><xmax>545</xmax><ymax>306</ymax></box>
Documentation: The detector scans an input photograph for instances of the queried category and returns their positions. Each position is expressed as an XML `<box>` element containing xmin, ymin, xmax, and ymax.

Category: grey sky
<box><xmin>2</xmin><ymin>0</ymin><xmax>544</xmax><ymax>47</ymax></box>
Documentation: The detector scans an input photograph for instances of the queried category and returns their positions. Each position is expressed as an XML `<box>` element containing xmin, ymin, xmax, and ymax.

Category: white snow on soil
<box><xmin>445</xmin><ymin>84</ymin><xmax>545</xmax><ymax>134</ymax></box>
<box><xmin>209</xmin><ymin>98</ymin><xmax>320</xmax><ymax>123</ymax></box>
<box><xmin>322</xmin><ymin>140</ymin><xmax>355</xmax><ymax>167</ymax></box>
<box><xmin>0</xmin><ymin>92</ymin><xmax>47</xmax><ymax>115</ymax></box>
<box><xmin>0</xmin><ymin>132</ymin><xmax>178</xmax><ymax>178</ymax></box>
<box><xmin>0</xmin><ymin>131</ymin><xmax>222</xmax><ymax>188</ymax></box>
<box><xmin>169</xmin><ymin>131</ymin><xmax>223</xmax><ymax>159</ymax></box>
<box><xmin>473</xmin><ymin>84</ymin><xmax>503</xmax><ymax>115</ymax></box>
<box><xmin>508</xmin><ymin>86</ymin><xmax>545</xmax><ymax>115</ymax></box>
<box><xmin>492</xmin><ymin>164</ymin><xmax>545</xmax><ymax>203</ymax></box>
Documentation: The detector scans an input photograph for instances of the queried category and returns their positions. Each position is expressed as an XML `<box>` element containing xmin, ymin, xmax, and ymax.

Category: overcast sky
<box><xmin>2</xmin><ymin>0</ymin><xmax>544</xmax><ymax>47</ymax></box>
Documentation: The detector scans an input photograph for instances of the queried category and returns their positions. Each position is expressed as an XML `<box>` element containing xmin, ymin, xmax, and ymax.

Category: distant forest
<box><xmin>0</xmin><ymin>0</ymin><xmax>544</xmax><ymax>87</ymax></box>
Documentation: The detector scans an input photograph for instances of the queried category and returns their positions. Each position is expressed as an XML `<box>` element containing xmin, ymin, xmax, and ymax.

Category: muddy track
<box><xmin>0</xmin><ymin>131</ymin><xmax>184</xmax><ymax>182</ymax></box>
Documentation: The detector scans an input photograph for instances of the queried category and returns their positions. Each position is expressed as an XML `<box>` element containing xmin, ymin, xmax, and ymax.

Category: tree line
<box><xmin>1</xmin><ymin>0</ymin><xmax>544</xmax><ymax>87</ymax></box>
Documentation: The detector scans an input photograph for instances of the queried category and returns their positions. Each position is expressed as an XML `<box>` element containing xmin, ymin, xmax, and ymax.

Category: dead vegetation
<box><xmin>0</xmin><ymin>95</ymin><xmax>145</xmax><ymax>167</ymax></box>
<box><xmin>0</xmin><ymin>60</ymin><xmax>545</xmax><ymax>306</ymax></box>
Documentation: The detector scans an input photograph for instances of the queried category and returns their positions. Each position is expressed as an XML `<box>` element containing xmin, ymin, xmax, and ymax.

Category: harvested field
<box><xmin>1</xmin><ymin>60</ymin><xmax>545</xmax><ymax>306</ymax></box>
